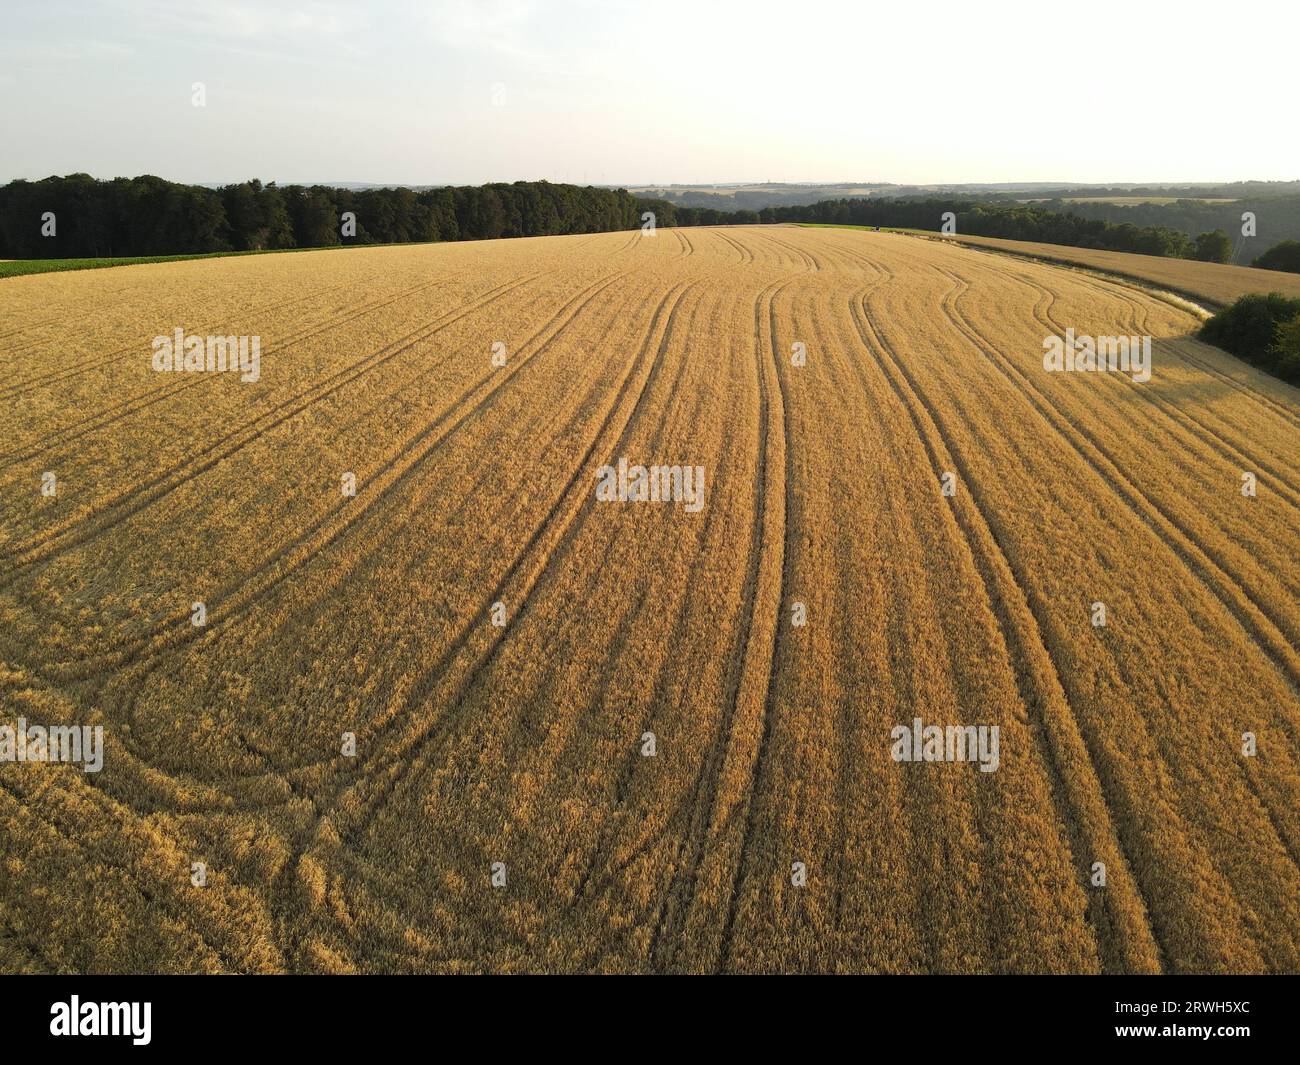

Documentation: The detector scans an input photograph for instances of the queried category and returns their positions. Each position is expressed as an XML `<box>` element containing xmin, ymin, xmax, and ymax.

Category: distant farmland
<box><xmin>1</xmin><ymin>226</ymin><xmax>1297</xmax><ymax>973</ymax></box>
<box><xmin>1018</xmin><ymin>196</ymin><xmax>1239</xmax><ymax>206</ymax></box>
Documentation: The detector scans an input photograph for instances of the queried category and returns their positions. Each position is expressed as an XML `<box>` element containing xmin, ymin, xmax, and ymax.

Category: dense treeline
<box><xmin>1</xmin><ymin>174</ymin><xmax>1289</xmax><ymax>272</ymax></box>
<box><xmin>1042</xmin><ymin>195</ymin><xmax>1300</xmax><ymax>265</ymax></box>
<box><xmin>0</xmin><ymin>174</ymin><xmax>653</xmax><ymax>258</ymax></box>
<box><xmin>1199</xmin><ymin>293</ymin><xmax>1300</xmax><ymax>384</ymax></box>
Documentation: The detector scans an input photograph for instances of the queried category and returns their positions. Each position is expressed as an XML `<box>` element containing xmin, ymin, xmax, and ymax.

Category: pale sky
<box><xmin>2</xmin><ymin>0</ymin><xmax>1296</xmax><ymax>187</ymax></box>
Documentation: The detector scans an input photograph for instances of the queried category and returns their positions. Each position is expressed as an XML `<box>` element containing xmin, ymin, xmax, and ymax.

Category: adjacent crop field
<box><xmin>2</xmin><ymin>226</ymin><xmax>1298</xmax><ymax>973</ymax></box>
<box><xmin>938</xmin><ymin>232</ymin><xmax>1300</xmax><ymax>305</ymax></box>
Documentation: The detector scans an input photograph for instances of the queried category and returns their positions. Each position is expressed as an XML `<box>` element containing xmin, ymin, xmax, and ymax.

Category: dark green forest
<box><xmin>0</xmin><ymin>174</ymin><xmax>653</xmax><ymax>258</ymax></box>
<box><xmin>3</xmin><ymin>174</ymin><xmax>1298</xmax><ymax>276</ymax></box>
<box><xmin>1026</xmin><ymin>195</ymin><xmax>1300</xmax><ymax>265</ymax></box>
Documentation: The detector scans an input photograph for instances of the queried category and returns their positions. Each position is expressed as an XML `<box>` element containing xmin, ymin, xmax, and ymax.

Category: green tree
<box><xmin>284</xmin><ymin>186</ymin><xmax>340</xmax><ymax>247</ymax></box>
<box><xmin>1192</xmin><ymin>229</ymin><xmax>1232</xmax><ymax>263</ymax></box>
<box><xmin>1272</xmin><ymin>315</ymin><xmax>1300</xmax><ymax>381</ymax></box>
<box><xmin>1253</xmin><ymin>240</ymin><xmax>1300</xmax><ymax>274</ymax></box>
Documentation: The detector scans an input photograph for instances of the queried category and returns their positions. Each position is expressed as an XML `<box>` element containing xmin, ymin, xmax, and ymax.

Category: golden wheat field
<box><xmin>1</xmin><ymin>225</ymin><xmax>1298</xmax><ymax>974</ymax></box>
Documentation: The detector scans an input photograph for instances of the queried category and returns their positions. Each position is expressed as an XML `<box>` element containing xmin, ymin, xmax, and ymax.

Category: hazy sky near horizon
<box><xmin>3</xmin><ymin>0</ymin><xmax>1296</xmax><ymax>187</ymax></box>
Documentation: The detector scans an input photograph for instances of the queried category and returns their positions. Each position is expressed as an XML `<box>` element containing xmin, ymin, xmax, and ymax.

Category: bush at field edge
<box><xmin>1199</xmin><ymin>292</ymin><xmax>1300</xmax><ymax>384</ymax></box>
